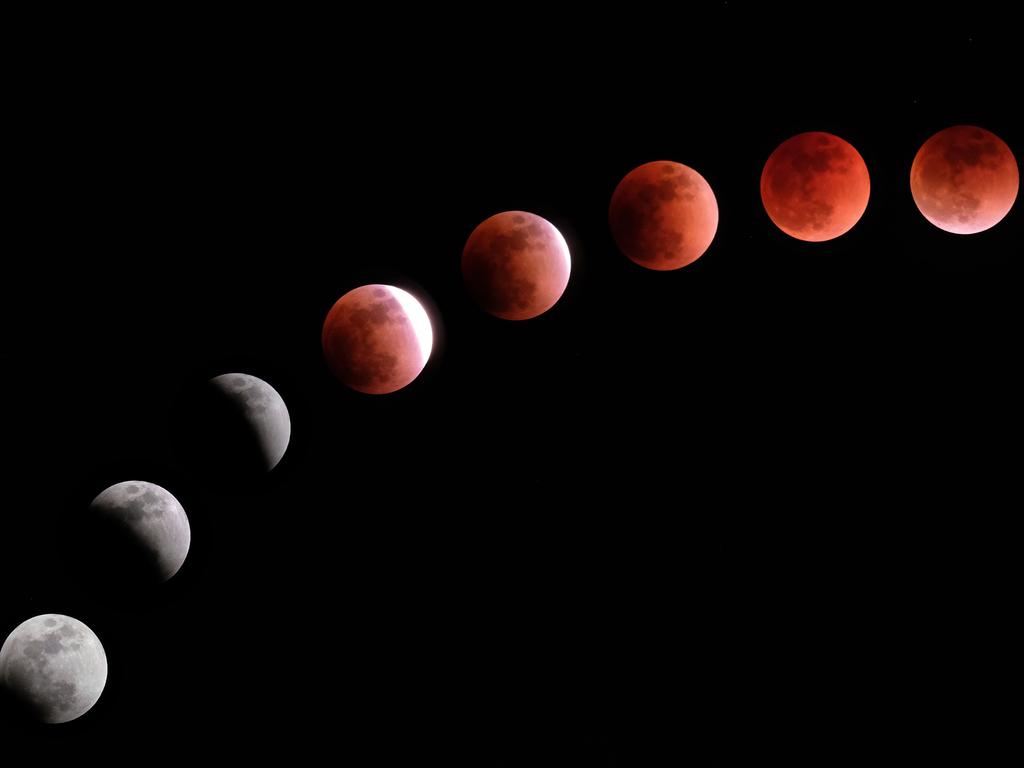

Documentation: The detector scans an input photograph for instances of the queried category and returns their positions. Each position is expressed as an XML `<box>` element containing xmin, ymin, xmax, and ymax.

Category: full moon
<box><xmin>462</xmin><ymin>211</ymin><xmax>571</xmax><ymax>320</ymax></box>
<box><xmin>209</xmin><ymin>373</ymin><xmax>291</xmax><ymax>471</ymax></box>
<box><xmin>0</xmin><ymin>614</ymin><xmax>107</xmax><ymax>724</ymax></box>
<box><xmin>89</xmin><ymin>481</ymin><xmax>191</xmax><ymax>583</ymax></box>
<box><xmin>761</xmin><ymin>131</ymin><xmax>870</xmax><ymax>241</ymax></box>
<box><xmin>609</xmin><ymin>160</ymin><xmax>719</xmax><ymax>270</ymax></box>
<box><xmin>322</xmin><ymin>284</ymin><xmax>434</xmax><ymax>395</ymax></box>
<box><xmin>910</xmin><ymin>125</ymin><xmax>1019</xmax><ymax>234</ymax></box>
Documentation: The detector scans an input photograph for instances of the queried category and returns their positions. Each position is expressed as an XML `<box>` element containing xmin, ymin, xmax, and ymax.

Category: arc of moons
<box><xmin>90</xmin><ymin>480</ymin><xmax>192</xmax><ymax>582</ymax></box>
<box><xmin>910</xmin><ymin>125</ymin><xmax>1019</xmax><ymax>234</ymax></box>
<box><xmin>461</xmin><ymin>211</ymin><xmax>571</xmax><ymax>320</ymax></box>
<box><xmin>0</xmin><ymin>614</ymin><xmax>108</xmax><ymax>724</ymax></box>
<box><xmin>761</xmin><ymin>131</ymin><xmax>870</xmax><ymax>242</ymax></box>
<box><xmin>609</xmin><ymin>160</ymin><xmax>719</xmax><ymax>270</ymax></box>
<box><xmin>322</xmin><ymin>284</ymin><xmax>434</xmax><ymax>395</ymax></box>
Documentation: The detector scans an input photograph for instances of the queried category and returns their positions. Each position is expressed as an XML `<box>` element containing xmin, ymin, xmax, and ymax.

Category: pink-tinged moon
<box><xmin>461</xmin><ymin>211</ymin><xmax>571</xmax><ymax>320</ymax></box>
<box><xmin>910</xmin><ymin>125</ymin><xmax>1019</xmax><ymax>234</ymax></box>
<box><xmin>322</xmin><ymin>284</ymin><xmax>433</xmax><ymax>395</ymax></box>
<box><xmin>608</xmin><ymin>160</ymin><xmax>719</xmax><ymax>270</ymax></box>
<box><xmin>761</xmin><ymin>132</ymin><xmax>870</xmax><ymax>242</ymax></box>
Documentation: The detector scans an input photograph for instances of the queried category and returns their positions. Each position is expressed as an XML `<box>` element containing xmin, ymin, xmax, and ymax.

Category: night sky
<box><xmin>3</xmin><ymin>10</ymin><xmax>1017</xmax><ymax>763</ymax></box>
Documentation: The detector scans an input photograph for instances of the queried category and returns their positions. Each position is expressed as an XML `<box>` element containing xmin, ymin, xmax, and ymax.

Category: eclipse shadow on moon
<box><xmin>609</xmin><ymin>160</ymin><xmax>719</xmax><ymax>270</ymax></box>
<box><xmin>88</xmin><ymin>481</ymin><xmax>191</xmax><ymax>584</ymax></box>
<box><xmin>761</xmin><ymin>131</ymin><xmax>870</xmax><ymax>242</ymax></box>
<box><xmin>322</xmin><ymin>284</ymin><xmax>434</xmax><ymax>395</ymax></box>
<box><xmin>462</xmin><ymin>211</ymin><xmax>571</xmax><ymax>320</ymax></box>
<box><xmin>0</xmin><ymin>614</ymin><xmax>107</xmax><ymax>724</ymax></box>
<box><xmin>208</xmin><ymin>373</ymin><xmax>291</xmax><ymax>472</ymax></box>
<box><xmin>910</xmin><ymin>125</ymin><xmax>1018</xmax><ymax>234</ymax></box>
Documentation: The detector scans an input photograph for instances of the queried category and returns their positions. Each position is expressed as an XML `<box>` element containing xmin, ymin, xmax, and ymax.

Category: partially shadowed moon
<box><xmin>89</xmin><ymin>481</ymin><xmax>191</xmax><ymax>583</ymax></box>
<box><xmin>322</xmin><ymin>284</ymin><xmax>434</xmax><ymax>395</ymax></box>
<box><xmin>608</xmin><ymin>160</ymin><xmax>719</xmax><ymax>270</ymax></box>
<box><xmin>209</xmin><ymin>373</ymin><xmax>291</xmax><ymax>471</ymax></box>
<box><xmin>462</xmin><ymin>211</ymin><xmax>571</xmax><ymax>320</ymax></box>
<box><xmin>761</xmin><ymin>132</ymin><xmax>870</xmax><ymax>241</ymax></box>
<box><xmin>910</xmin><ymin>125</ymin><xmax>1018</xmax><ymax>234</ymax></box>
<box><xmin>0</xmin><ymin>614</ymin><xmax>107</xmax><ymax>724</ymax></box>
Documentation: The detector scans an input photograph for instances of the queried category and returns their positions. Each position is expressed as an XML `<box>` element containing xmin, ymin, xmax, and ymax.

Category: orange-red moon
<box><xmin>609</xmin><ymin>161</ymin><xmax>718</xmax><ymax>270</ymax></box>
<box><xmin>322</xmin><ymin>284</ymin><xmax>433</xmax><ymax>395</ymax></box>
<box><xmin>761</xmin><ymin>132</ymin><xmax>870</xmax><ymax>242</ymax></box>
<box><xmin>910</xmin><ymin>125</ymin><xmax>1018</xmax><ymax>235</ymax></box>
<box><xmin>461</xmin><ymin>211</ymin><xmax>571</xmax><ymax>320</ymax></box>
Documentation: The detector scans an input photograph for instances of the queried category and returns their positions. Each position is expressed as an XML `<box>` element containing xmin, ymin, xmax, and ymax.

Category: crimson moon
<box><xmin>761</xmin><ymin>131</ymin><xmax>870</xmax><ymax>242</ymax></box>
<box><xmin>461</xmin><ymin>211</ymin><xmax>571</xmax><ymax>320</ymax></box>
<box><xmin>910</xmin><ymin>125</ymin><xmax>1018</xmax><ymax>234</ymax></box>
<box><xmin>322</xmin><ymin>284</ymin><xmax>433</xmax><ymax>395</ymax></box>
<box><xmin>608</xmin><ymin>160</ymin><xmax>719</xmax><ymax>270</ymax></box>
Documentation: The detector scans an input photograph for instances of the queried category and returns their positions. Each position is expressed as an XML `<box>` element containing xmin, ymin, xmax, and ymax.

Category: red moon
<box><xmin>322</xmin><ymin>284</ymin><xmax>433</xmax><ymax>395</ymax></box>
<box><xmin>761</xmin><ymin>132</ymin><xmax>870</xmax><ymax>242</ymax></box>
<box><xmin>461</xmin><ymin>211</ymin><xmax>571</xmax><ymax>320</ymax></box>
<box><xmin>608</xmin><ymin>160</ymin><xmax>718</xmax><ymax>270</ymax></box>
<box><xmin>910</xmin><ymin>125</ymin><xmax>1019</xmax><ymax>235</ymax></box>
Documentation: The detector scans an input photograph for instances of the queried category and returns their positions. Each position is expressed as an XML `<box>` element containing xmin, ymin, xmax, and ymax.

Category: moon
<box><xmin>0</xmin><ymin>614</ymin><xmax>107</xmax><ymax>724</ymax></box>
<box><xmin>761</xmin><ymin>131</ymin><xmax>870</xmax><ymax>241</ymax></box>
<box><xmin>89</xmin><ymin>481</ymin><xmax>191</xmax><ymax>583</ymax></box>
<box><xmin>608</xmin><ymin>160</ymin><xmax>719</xmax><ymax>270</ymax></box>
<box><xmin>322</xmin><ymin>284</ymin><xmax>434</xmax><ymax>395</ymax></box>
<box><xmin>209</xmin><ymin>373</ymin><xmax>291</xmax><ymax>471</ymax></box>
<box><xmin>461</xmin><ymin>211</ymin><xmax>571</xmax><ymax>320</ymax></box>
<box><xmin>910</xmin><ymin>125</ymin><xmax>1019</xmax><ymax>234</ymax></box>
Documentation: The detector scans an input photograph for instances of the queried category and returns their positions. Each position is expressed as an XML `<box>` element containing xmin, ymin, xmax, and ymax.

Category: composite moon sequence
<box><xmin>322</xmin><ymin>284</ymin><xmax>434</xmax><ymax>394</ymax></box>
<box><xmin>609</xmin><ymin>160</ymin><xmax>719</xmax><ymax>270</ymax></box>
<box><xmin>910</xmin><ymin>125</ymin><xmax>1019</xmax><ymax>234</ymax></box>
<box><xmin>462</xmin><ymin>211</ymin><xmax>571</xmax><ymax>320</ymax></box>
<box><xmin>761</xmin><ymin>132</ymin><xmax>870</xmax><ymax>242</ymax></box>
<box><xmin>0</xmin><ymin>615</ymin><xmax>107</xmax><ymax>724</ymax></box>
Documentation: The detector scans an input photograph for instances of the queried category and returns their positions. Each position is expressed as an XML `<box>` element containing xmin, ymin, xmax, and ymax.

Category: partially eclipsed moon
<box><xmin>761</xmin><ymin>131</ymin><xmax>870</xmax><ymax>241</ymax></box>
<box><xmin>910</xmin><ymin>125</ymin><xmax>1018</xmax><ymax>234</ymax></box>
<box><xmin>89</xmin><ymin>481</ymin><xmax>191</xmax><ymax>582</ymax></box>
<box><xmin>609</xmin><ymin>160</ymin><xmax>719</xmax><ymax>270</ymax></box>
<box><xmin>209</xmin><ymin>373</ymin><xmax>291</xmax><ymax>471</ymax></box>
<box><xmin>322</xmin><ymin>284</ymin><xmax>434</xmax><ymax>394</ymax></box>
<box><xmin>462</xmin><ymin>211</ymin><xmax>571</xmax><ymax>320</ymax></box>
<box><xmin>0</xmin><ymin>614</ymin><xmax>107</xmax><ymax>724</ymax></box>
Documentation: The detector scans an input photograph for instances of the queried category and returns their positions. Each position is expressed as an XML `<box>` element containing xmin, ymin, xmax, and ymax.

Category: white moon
<box><xmin>0</xmin><ymin>614</ymin><xmax>107</xmax><ymax>724</ymax></box>
<box><xmin>209</xmin><ymin>373</ymin><xmax>291</xmax><ymax>471</ymax></box>
<box><xmin>90</xmin><ymin>481</ymin><xmax>191</xmax><ymax>582</ymax></box>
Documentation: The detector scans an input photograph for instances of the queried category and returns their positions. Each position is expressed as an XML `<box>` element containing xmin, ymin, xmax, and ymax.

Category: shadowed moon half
<box><xmin>462</xmin><ymin>211</ymin><xmax>571</xmax><ymax>320</ymax></box>
<box><xmin>322</xmin><ymin>284</ymin><xmax>434</xmax><ymax>395</ymax></box>
<box><xmin>609</xmin><ymin>160</ymin><xmax>719</xmax><ymax>270</ymax></box>
<box><xmin>0</xmin><ymin>614</ymin><xmax>107</xmax><ymax>724</ymax></box>
<box><xmin>910</xmin><ymin>125</ymin><xmax>1018</xmax><ymax>234</ymax></box>
<box><xmin>761</xmin><ymin>131</ymin><xmax>870</xmax><ymax>242</ymax></box>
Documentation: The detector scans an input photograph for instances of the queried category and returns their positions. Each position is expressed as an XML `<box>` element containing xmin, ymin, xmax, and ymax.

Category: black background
<box><xmin>3</xmin><ymin>7</ymin><xmax>1018</xmax><ymax>763</ymax></box>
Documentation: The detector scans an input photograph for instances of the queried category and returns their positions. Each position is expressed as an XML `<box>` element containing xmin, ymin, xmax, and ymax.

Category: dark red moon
<box><xmin>910</xmin><ymin>125</ymin><xmax>1019</xmax><ymax>234</ymax></box>
<box><xmin>461</xmin><ymin>211</ymin><xmax>571</xmax><ymax>320</ymax></box>
<box><xmin>761</xmin><ymin>131</ymin><xmax>870</xmax><ymax>242</ymax></box>
<box><xmin>608</xmin><ymin>160</ymin><xmax>718</xmax><ymax>270</ymax></box>
<box><xmin>321</xmin><ymin>284</ymin><xmax>433</xmax><ymax>395</ymax></box>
